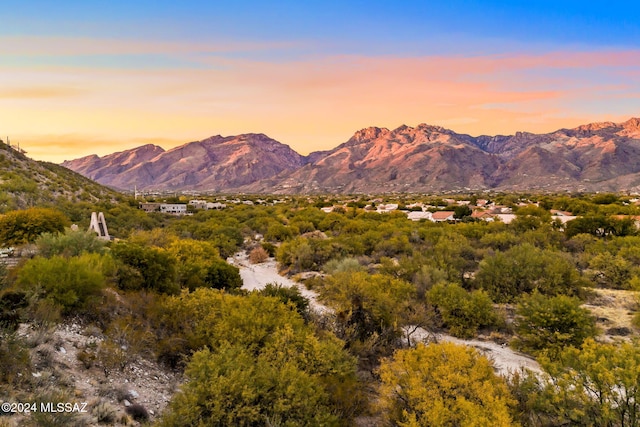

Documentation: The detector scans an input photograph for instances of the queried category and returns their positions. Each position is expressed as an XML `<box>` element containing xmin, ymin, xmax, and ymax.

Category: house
<box><xmin>139</xmin><ymin>202</ymin><xmax>162</xmax><ymax>213</ymax></box>
<box><xmin>377</xmin><ymin>203</ymin><xmax>399</xmax><ymax>213</ymax></box>
<box><xmin>407</xmin><ymin>211</ymin><xmax>433</xmax><ymax>221</ymax></box>
<box><xmin>160</xmin><ymin>204</ymin><xmax>187</xmax><ymax>215</ymax></box>
<box><xmin>431</xmin><ymin>211</ymin><xmax>455</xmax><ymax>222</ymax></box>
<box><xmin>489</xmin><ymin>205</ymin><xmax>513</xmax><ymax>214</ymax></box>
<box><xmin>612</xmin><ymin>215</ymin><xmax>640</xmax><ymax>228</ymax></box>
<box><xmin>471</xmin><ymin>210</ymin><xmax>495</xmax><ymax>221</ymax></box>
<box><xmin>494</xmin><ymin>214</ymin><xmax>517</xmax><ymax>224</ymax></box>
<box><xmin>550</xmin><ymin>209</ymin><xmax>573</xmax><ymax>217</ymax></box>
<box><xmin>206</xmin><ymin>202</ymin><xmax>226</xmax><ymax>210</ymax></box>
<box><xmin>188</xmin><ymin>200</ymin><xmax>209</xmax><ymax>210</ymax></box>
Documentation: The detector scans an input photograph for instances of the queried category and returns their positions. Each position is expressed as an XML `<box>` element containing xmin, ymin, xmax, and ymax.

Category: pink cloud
<box><xmin>0</xmin><ymin>36</ymin><xmax>299</xmax><ymax>56</ymax></box>
<box><xmin>3</xmin><ymin>46</ymin><xmax>639</xmax><ymax>161</ymax></box>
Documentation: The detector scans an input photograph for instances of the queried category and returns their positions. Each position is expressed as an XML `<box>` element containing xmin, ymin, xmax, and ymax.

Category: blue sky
<box><xmin>1</xmin><ymin>1</ymin><xmax>639</xmax><ymax>162</ymax></box>
<box><xmin>3</xmin><ymin>1</ymin><xmax>639</xmax><ymax>51</ymax></box>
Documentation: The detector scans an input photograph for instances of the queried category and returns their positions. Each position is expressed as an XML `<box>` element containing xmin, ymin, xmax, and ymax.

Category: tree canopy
<box><xmin>378</xmin><ymin>342</ymin><xmax>516</xmax><ymax>427</ymax></box>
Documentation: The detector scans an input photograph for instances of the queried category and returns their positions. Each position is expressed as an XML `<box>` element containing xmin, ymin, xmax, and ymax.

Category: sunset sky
<box><xmin>1</xmin><ymin>1</ymin><xmax>639</xmax><ymax>163</ymax></box>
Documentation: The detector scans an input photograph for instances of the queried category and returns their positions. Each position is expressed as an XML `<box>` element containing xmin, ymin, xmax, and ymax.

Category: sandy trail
<box><xmin>409</xmin><ymin>327</ymin><xmax>542</xmax><ymax>375</ymax></box>
<box><xmin>230</xmin><ymin>252</ymin><xmax>540</xmax><ymax>376</ymax></box>
<box><xmin>228</xmin><ymin>252</ymin><xmax>330</xmax><ymax>314</ymax></box>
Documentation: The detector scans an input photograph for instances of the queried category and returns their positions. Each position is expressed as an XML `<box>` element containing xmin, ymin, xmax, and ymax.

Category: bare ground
<box><xmin>6</xmin><ymin>322</ymin><xmax>180</xmax><ymax>426</ymax></box>
<box><xmin>228</xmin><ymin>252</ymin><xmax>331</xmax><ymax>314</ymax></box>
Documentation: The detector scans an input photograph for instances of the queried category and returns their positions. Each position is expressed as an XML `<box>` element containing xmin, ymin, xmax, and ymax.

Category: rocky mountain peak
<box><xmin>415</xmin><ymin>123</ymin><xmax>447</xmax><ymax>133</ymax></box>
<box><xmin>350</xmin><ymin>126</ymin><xmax>390</xmax><ymax>143</ymax></box>
<box><xmin>574</xmin><ymin>121</ymin><xmax>617</xmax><ymax>132</ymax></box>
<box><xmin>623</xmin><ymin>117</ymin><xmax>640</xmax><ymax>130</ymax></box>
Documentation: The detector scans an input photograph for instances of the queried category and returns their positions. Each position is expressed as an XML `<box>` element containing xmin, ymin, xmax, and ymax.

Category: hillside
<box><xmin>0</xmin><ymin>139</ymin><xmax>118</xmax><ymax>212</ymax></box>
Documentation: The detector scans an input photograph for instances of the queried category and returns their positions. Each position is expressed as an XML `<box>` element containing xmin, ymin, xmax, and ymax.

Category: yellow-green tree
<box><xmin>0</xmin><ymin>207</ymin><xmax>69</xmax><ymax>246</ymax></box>
<box><xmin>378</xmin><ymin>342</ymin><xmax>516</xmax><ymax>427</ymax></box>
<box><xmin>166</xmin><ymin>239</ymin><xmax>221</xmax><ymax>290</ymax></box>
<box><xmin>426</xmin><ymin>282</ymin><xmax>500</xmax><ymax>338</ymax></box>
<box><xmin>475</xmin><ymin>243</ymin><xmax>583</xmax><ymax>302</ymax></box>
<box><xmin>111</xmin><ymin>242</ymin><xmax>178</xmax><ymax>294</ymax></box>
<box><xmin>513</xmin><ymin>291</ymin><xmax>596</xmax><ymax>358</ymax></box>
<box><xmin>318</xmin><ymin>271</ymin><xmax>415</xmax><ymax>356</ymax></box>
<box><xmin>156</xmin><ymin>289</ymin><xmax>363</xmax><ymax>425</ymax></box>
<box><xmin>16</xmin><ymin>253</ymin><xmax>112</xmax><ymax>313</ymax></box>
<box><xmin>510</xmin><ymin>339</ymin><xmax>640</xmax><ymax>427</ymax></box>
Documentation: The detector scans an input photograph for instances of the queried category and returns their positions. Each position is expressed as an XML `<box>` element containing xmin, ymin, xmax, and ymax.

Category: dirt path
<box><xmin>228</xmin><ymin>252</ymin><xmax>331</xmax><ymax>314</ymax></box>
<box><xmin>230</xmin><ymin>253</ymin><xmax>541</xmax><ymax>376</ymax></box>
<box><xmin>409</xmin><ymin>327</ymin><xmax>542</xmax><ymax>375</ymax></box>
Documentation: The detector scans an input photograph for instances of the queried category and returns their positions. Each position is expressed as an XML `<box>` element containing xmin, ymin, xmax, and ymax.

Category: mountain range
<box><xmin>61</xmin><ymin>118</ymin><xmax>640</xmax><ymax>194</ymax></box>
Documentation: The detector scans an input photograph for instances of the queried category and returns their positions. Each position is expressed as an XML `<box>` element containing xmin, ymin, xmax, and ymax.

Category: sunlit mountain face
<box><xmin>63</xmin><ymin>118</ymin><xmax>640</xmax><ymax>194</ymax></box>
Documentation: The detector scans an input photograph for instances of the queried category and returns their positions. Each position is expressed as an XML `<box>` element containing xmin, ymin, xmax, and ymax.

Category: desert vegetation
<box><xmin>1</xmin><ymin>192</ymin><xmax>640</xmax><ymax>426</ymax></box>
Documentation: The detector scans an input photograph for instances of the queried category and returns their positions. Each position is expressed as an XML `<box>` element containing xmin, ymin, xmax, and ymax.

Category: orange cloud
<box><xmin>2</xmin><ymin>47</ymin><xmax>639</xmax><ymax>161</ymax></box>
<box><xmin>0</xmin><ymin>87</ymin><xmax>84</xmax><ymax>99</ymax></box>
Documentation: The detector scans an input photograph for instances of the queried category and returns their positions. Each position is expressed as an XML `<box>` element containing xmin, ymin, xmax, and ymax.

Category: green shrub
<box><xmin>257</xmin><ymin>283</ymin><xmax>309</xmax><ymax>318</ymax></box>
<box><xmin>112</xmin><ymin>242</ymin><xmax>179</xmax><ymax>294</ymax></box>
<box><xmin>36</xmin><ymin>228</ymin><xmax>106</xmax><ymax>258</ymax></box>
<box><xmin>16</xmin><ymin>253</ymin><xmax>110</xmax><ymax>314</ymax></box>
<box><xmin>513</xmin><ymin>291</ymin><xmax>597</xmax><ymax>358</ymax></box>
<box><xmin>427</xmin><ymin>283</ymin><xmax>500</xmax><ymax>338</ymax></box>
<box><xmin>204</xmin><ymin>259</ymin><xmax>242</xmax><ymax>290</ymax></box>
<box><xmin>0</xmin><ymin>331</ymin><xmax>31</xmax><ymax>385</ymax></box>
<box><xmin>323</xmin><ymin>257</ymin><xmax>364</xmax><ymax>274</ymax></box>
<box><xmin>475</xmin><ymin>243</ymin><xmax>583</xmax><ymax>302</ymax></box>
<box><xmin>159</xmin><ymin>344</ymin><xmax>339</xmax><ymax>427</ymax></box>
<box><xmin>0</xmin><ymin>289</ymin><xmax>28</xmax><ymax>330</ymax></box>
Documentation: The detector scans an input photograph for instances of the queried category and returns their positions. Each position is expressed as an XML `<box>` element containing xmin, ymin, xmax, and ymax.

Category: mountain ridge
<box><xmin>62</xmin><ymin>118</ymin><xmax>640</xmax><ymax>193</ymax></box>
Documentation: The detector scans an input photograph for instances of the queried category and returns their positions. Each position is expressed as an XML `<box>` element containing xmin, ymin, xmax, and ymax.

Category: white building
<box><xmin>407</xmin><ymin>211</ymin><xmax>433</xmax><ymax>221</ymax></box>
<box><xmin>160</xmin><ymin>204</ymin><xmax>187</xmax><ymax>215</ymax></box>
<box><xmin>207</xmin><ymin>202</ymin><xmax>226</xmax><ymax>210</ymax></box>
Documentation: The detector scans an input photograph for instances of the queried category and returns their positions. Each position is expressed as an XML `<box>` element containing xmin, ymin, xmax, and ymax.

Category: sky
<box><xmin>1</xmin><ymin>0</ymin><xmax>639</xmax><ymax>163</ymax></box>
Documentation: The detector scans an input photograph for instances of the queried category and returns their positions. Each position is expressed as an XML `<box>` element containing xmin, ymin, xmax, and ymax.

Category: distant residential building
<box><xmin>550</xmin><ymin>209</ymin><xmax>573</xmax><ymax>217</ymax></box>
<box><xmin>495</xmin><ymin>214</ymin><xmax>517</xmax><ymax>224</ymax></box>
<box><xmin>431</xmin><ymin>211</ymin><xmax>455</xmax><ymax>222</ymax></box>
<box><xmin>471</xmin><ymin>210</ymin><xmax>495</xmax><ymax>221</ymax></box>
<box><xmin>139</xmin><ymin>202</ymin><xmax>162</xmax><ymax>213</ymax></box>
<box><xmin>160</xmin><ymin>204</ymin><xmax>187</xmax><ymax>215</ymax></box>
<box><xmin>377</xmin><ymin>203</ymin><xmax>399</xmax><ymax>213</ymax></box>
<box><xmin>188</xmin><ymin>200</ymin><xmax>208</xmax><ymax>210</ymax></box>
<box><xmin>488</xmin><ymin>206</ymin><xmax>513</xmax><ymax>214</ymax></box>
<box><xmin>611</xmin><ymin>215</ymin><xmax>640</xmax><ymax>228</ymax></box>
<box><xmin>407</xmin><ymin>211</ymin><xmax>433</xmax><ymax>221</ymax></box>
<box><xmin>207</xmin><ymin>202</ymin><xmax>226</xmax><ymax>210</ymax></box>
<box><xmin>187</xmin><ymin>200</ymin><xmax>226</xmax><ymax>210</ymax></box>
